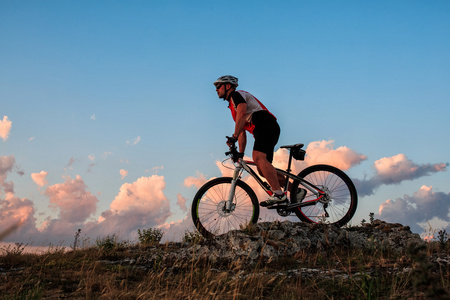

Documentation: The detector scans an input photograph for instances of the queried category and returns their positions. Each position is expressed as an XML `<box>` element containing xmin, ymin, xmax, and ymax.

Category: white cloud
<box><xmin>126</xmin><ymin>136</ymin><xmax>141</xmax><ymax>146</ymax></box>
<box><xmin>90</xmin><ymin>114</ymin><xmax>96</xmax><ymax>120</ymax></box>
<box><xmin>0</xmin><ymin>116</ymin><xmax>12</xmax><ymax>141</ymax></box>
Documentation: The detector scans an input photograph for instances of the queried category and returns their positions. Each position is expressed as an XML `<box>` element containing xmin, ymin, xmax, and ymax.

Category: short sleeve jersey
<box><xmin>228</xmin><ymin>90</ymin><xmax>276</xmax><ymax>134</ymax></box>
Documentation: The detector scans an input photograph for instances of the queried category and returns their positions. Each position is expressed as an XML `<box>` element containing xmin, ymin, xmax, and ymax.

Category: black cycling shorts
<box><xmin>252</xmin><ymin>111</ymin><xmax>280</xmax><ymax>163</ymax></box>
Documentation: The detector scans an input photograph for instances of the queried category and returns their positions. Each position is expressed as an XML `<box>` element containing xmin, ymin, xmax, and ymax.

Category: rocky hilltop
<box><xmin>3</xmin><ymin>219</ymin><xmax>449</xmax><ymax>299</ymax></box>
<box><xmin>135</xmin><ymin>219</ymin><xmax>425</xmax><ymax>266</ymax></box>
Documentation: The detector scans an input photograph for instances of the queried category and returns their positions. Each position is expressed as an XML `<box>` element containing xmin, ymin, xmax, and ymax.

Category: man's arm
<box><xmin>237</xmin><ymin>130</ymin><xmax>247</xmax><ymax>154</ymax></box>
<box><xmin>234</xmin><ymin>103</ymin><xmax>247</xmax><ymax>153</ymax></box>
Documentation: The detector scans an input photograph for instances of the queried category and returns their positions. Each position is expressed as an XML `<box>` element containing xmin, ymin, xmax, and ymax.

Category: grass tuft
<box><xmin>1</xmin><ymin>224</ymin><xmax>449</xmax><ymax>299</ymax></box>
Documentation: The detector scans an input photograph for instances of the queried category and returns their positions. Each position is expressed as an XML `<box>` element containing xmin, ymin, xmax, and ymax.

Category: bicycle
<box><xmin>191</xmin><ymin>139</ymin><xmax>358</xmax><ymax>238</ymax></box>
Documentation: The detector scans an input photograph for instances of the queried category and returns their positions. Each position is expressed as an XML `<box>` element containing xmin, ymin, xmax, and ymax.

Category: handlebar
<box><xmin>225</xmin><ymin>136</ymin><xmax>243</xmax><ymax>163</ymax></box>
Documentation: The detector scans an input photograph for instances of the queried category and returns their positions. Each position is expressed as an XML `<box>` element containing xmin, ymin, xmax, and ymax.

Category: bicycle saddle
<box><xmin>280</xmin><ymin>143</ymin><xmax>304</xmax><ymax>150</ymax></box>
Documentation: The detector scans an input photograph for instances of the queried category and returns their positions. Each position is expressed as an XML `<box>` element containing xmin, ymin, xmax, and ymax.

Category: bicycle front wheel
<box><xmin>191</xmin><ymin>177</ymin><xmax>259</xmax><ymax>238</ymax></box>
<box><xmin>290</xmin><ymin>164</ymin><xmax>357</xmax><ymax>227</ymax></box>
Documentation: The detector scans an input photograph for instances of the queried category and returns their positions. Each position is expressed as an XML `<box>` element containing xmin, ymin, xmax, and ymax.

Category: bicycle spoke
<box><xmin>292</xmin><ymin>165</ymin><xmax>357</xmax><ymax>227</ymax></box>
<box><xmin>192</xmin><ymin>178</ymin><xmax>259</xmax><ymax>237</ymax></box>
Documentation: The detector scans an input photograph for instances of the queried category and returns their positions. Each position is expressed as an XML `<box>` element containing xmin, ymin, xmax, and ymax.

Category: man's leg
<box><xmin>253</xmin><ymin>150</ymin><xmax>281</xmax><ymax>191</ymax></box>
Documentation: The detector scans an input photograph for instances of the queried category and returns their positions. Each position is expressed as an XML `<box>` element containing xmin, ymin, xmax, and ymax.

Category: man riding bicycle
<box><xmin>214</xmin><ymin>75</ymin><xmax>288</xmax><ymax>207</ymax></box>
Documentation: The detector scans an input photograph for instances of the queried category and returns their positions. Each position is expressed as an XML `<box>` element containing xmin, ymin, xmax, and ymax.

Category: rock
<box><xmin>163</xmin><ymin>220</ymin><xmax>425</xmax><ymax>265</ymax></box>
<box><xmin>96</xmin><ymin>220</ymin><xmax>426</xmax><ymax>268</ymax></box>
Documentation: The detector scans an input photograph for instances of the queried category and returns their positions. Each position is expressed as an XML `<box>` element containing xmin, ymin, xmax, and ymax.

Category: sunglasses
<box><xmin>215</xmin><ymin>84</ymin><xmax>223</xmax><ymax>90</ymax></box>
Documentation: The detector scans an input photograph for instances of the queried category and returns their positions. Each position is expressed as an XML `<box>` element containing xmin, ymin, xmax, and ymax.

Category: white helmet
<box><xmin>213</xmin><ymin>75</ymin><xmax>238</xmax><ymax>87</ymax></box>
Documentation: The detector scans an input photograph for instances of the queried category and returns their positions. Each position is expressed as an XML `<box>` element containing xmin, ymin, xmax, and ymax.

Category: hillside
<box><xmin>1</xmin><ymin>220</ymin><xmax>449</xmax><ymax>299</ymax></box>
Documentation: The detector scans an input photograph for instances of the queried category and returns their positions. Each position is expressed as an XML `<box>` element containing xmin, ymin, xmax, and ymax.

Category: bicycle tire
<box><xmin>290</xmin><ymin>164</ymin><xmax>357</xmax><ymax>227</ymax></box>
<box><xmin>191</xmin><ymin>177</ymin><xmax>260</xmax><ymax>238</ymax></box>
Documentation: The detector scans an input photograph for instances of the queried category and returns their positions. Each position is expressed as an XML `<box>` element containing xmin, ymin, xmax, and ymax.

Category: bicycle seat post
<box><xmin>286</xmin><ymin>150</ymin><xmax>293</xmax><ymax>174</ymax></box>
<box><xmin>283</xmin><ymin>150</ymin><xmax>294</xmax><ymax>192</ymax></box>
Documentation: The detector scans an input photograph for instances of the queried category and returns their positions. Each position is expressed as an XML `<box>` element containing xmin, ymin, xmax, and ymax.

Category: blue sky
<box><xmin>1</xmin><ymin>0</ymin><xmax>449</xmax><ymax>245</ymax></box>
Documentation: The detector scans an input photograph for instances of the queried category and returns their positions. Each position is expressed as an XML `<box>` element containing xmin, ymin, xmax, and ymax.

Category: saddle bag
<box><xmin>292</xmin><ymin>148</ymin><xmax>306</xmax><ymax>161</ymax></box>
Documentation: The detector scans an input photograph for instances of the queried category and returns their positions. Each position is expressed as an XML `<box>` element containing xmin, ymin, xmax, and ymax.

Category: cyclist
<box><xmin>214</xmin><ymin>75</ymin><xmax>287</xmax><ymax>207</ymax></box>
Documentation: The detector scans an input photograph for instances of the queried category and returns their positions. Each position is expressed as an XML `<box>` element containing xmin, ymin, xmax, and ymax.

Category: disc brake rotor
<box><xmin>217</xmin><ymin>201</ymin><xmax>236</xmax><ymax>217</ymax></box>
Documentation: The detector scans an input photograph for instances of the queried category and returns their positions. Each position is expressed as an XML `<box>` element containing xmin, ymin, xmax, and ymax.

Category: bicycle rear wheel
<box><xmin>191</xmin><ymin>177</ymin><xmax>259</xmax><ymax>238</ymax></box>
<box><xmin>290</xmin><ymin>164</ymin><xmax>357</xmax><ymax>227</ymax></box>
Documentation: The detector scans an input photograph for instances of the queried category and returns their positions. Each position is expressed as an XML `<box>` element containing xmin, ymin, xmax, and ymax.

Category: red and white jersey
<box><xmin>227</xmin><ymin>90</ymin><xmax>276</xmax><ymax>134</ymax></box>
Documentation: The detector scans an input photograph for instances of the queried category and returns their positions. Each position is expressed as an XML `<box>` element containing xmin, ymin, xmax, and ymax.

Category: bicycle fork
<box><xmin>225</xmin><ymin>164</ymin><xmax>243</xmax><ymax>211</ymax></box>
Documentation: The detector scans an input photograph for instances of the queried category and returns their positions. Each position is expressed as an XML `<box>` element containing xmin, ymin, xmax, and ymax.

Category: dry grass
<box><xmin>1</xmin><ymin>236</ymin><xmax>449</xmax><ymax>299</ymax></box>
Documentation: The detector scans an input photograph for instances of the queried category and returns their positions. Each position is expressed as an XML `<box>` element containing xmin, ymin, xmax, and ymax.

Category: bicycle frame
<box><xmin>226</xmin><ymin>158</ymin><xmax>327</xmax><ymax>211</ymax></box>
<box><xmin>192</xmin><ymin>142</ymin><xmax>357</xmax><ymax>237</ymax></box>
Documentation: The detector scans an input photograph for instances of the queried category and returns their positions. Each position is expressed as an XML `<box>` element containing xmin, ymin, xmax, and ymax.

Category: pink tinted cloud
<box><xmin>378</xmin><ymin>185</ymin><xmax>450</xmax><ymax>234</ymax></box>
<box><xmin>0</xmin><ymin>155</ymin><xmax>15</xmax><ymax>194</ymax></box>
<box><xmin>0</xmin><ymin>155</ymin><xmax>40</xmax><ymax>242</ymax></box>
<box><xmin>374</xmin><ymin>154</ymin><xmax>447</xmax><ymax>183</ymax></box>
<box><xmin>0</xmin><ymin>193</ymin><xmax>38</xmax><ymax>241</ymax></box>
<box><xmin>45</xmin><ymin>175</ymin><xmax>98</xmax><ymax>223</ymax></box>
<box><xmin>0</xmin><ymin>155</ymin><xmax>15</xmax><ymax>180</ymax></box>
<box><xmin>159</xmin><ymin>214</ymin><xmax>193</xmax><ymax>242</ymax></box>
<box><xmin>302</xmin><ymin>140</ymin><xmax>367</xmax><ymax>170</ymax></box>
<box><xmin>258</xmin><ymin>140</ymin><xmax>366</xmax><ymax>176</ymax></box>
<box><xmin>3</xmin><ymin>171</ymin><xmax>173</xmax><ymax>243</ymax></box>
<box><xmin>31</xmin><ymin>171</ymin><xmax>48</xmax><ymax>187</ymax></box>
<box><xmin>63</xmin><ymin>157</ymin><xmax>77</xmax><ymax>172</ymax></box>
<box><xmin>184</xmin><ymin>172</ymin><xmax>208</xmax><ymax>189</ymax></box>
<box><xmin>0</xmin><ymin>116</ymin><xmax>12</xmax><ymax>141</ymax></box>
<box><xmin>183</xmin><ymin>140</ymin><xmax>369</xmax><ymax>223</ymax></box>
<box><xmin>110</xmin><ymin>175</ymin><xmax>167</xmax><ymax>213</ymax></box>
<box><xmin>354</xmin><ymin>154</ymin><xmax>448</xmax><ymax>196</ymax></box>
<box><xmin>120</xmin><ymin>169</ymin><xmax>128</xmax><ymax>179</ymax></box>
<box><xmin>90</xmin><ymin>175</ymin><xmax>171</xmax><ymax>237</ymax></box>
<box><xmin>176</xmin><ymin>193</ymin><xmax>188</xmax><ymax>211</ymax></box>
<box><xmin>37</xmin><ymin>218</ymin><xmax>84</xmax><ymax>244</ymax></box>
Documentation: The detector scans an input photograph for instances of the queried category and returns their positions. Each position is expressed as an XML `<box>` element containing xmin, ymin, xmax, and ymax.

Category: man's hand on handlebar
<box><xmin>225</xmin><ymin>136</ymin><xmax>244</xmax><ymax>163</ymax></box>
<box><xmin>226</xmin><ymin>135</ymin><xmax>237</xmax><ymax>146</ymax></box>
